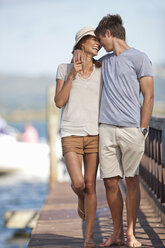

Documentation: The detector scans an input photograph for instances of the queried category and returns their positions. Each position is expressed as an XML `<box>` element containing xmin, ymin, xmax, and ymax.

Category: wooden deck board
<box><xmin>28</xmin><ymin>180</ymin><xmax>165</xmax><ymax>248</ymax></box>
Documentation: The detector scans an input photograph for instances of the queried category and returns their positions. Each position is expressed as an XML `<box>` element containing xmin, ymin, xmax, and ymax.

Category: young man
<box><xmin>73</xmin><ymin>14</ymin><xmax>154</xmax><ymax>247</ymax></box>
<box><xmin>94</xmin><ymin>14</ymin><xmax>154</xmax><ymax>247</ymax></box>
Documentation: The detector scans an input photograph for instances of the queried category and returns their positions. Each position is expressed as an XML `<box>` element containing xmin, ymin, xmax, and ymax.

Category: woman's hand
<box><xmin>70</xmin><ymin>61</ymin><xmax>83</xmax><ymax>78</ymax></box>
<box><xmin>74</xmin><ymin>61</ymin><xmax>83</xmax><ymax>73</ymax></box>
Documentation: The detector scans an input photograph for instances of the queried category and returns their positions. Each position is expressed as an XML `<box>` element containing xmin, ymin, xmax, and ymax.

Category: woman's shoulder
<box><xmin>57</xmin><ymin>63</ymin><xmax>72</xmax><ymax>70</ymax></box>
<box><xmin>56</xmin><ymin>63</ymin><xmax>73</xmax><ymax>80</ymax></box>
<box><xmin>94</xmin><ymin>63</ymin><xmax>102</xmax><ymax>74</ymax></box>
<box><xmin>93</xmin><ymin>64</ymin><xmax>103</xmax><ymax>83</ymax></box>
<box><xmin>57</xmin><ymin>63</ymin><xmax>73</xmax><ymax>76</ymax></box>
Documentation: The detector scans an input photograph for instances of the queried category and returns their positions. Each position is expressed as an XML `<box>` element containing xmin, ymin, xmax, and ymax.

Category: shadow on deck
<box><xmin>28</xmin><ymin>180</ymin><xmax>165</xmax><ymax>248</ymax></box>
<box><xmin>28</xmin><ymin>113</ymin><xmax>165</xmax><ymax>247</ymax></box>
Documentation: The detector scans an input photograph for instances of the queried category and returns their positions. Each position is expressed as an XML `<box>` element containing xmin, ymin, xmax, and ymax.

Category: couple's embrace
<box><xmin>55</xmin><ymin>14</ymin><xmax>154</xmax><ymax>248</ymax></box>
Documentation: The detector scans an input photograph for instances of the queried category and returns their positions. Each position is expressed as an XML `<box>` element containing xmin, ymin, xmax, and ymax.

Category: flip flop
<box><xmin>77</xmin><ymin>206</ymin><xmax>85</xmax><ymax>220</ymax></box>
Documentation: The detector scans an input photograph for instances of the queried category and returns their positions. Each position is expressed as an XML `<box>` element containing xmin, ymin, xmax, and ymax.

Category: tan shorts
<box><xmin>62</xmin><ymin>135</ymin><xmax>99</xmax><ymax>155</ymax></box>
<box><xmin>99</xmin><ymin>124</ymin><xmax>147</xmax><ymax>178</ymax></box>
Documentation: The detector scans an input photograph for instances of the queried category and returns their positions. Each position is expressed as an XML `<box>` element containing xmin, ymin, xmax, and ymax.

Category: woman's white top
<box><xmin>56</xmin><ymin>63</ymin><xmax>103</xmax><ymax>137</ymax></box>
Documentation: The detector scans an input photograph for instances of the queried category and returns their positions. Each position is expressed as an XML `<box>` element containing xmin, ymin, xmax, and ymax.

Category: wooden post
<box><xmin>47</xmin><ymin>86</ymin><xmax>60</xmax><ymax>189</ymax></box>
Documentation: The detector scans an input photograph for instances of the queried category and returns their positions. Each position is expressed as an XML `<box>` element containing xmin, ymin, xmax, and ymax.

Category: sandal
<box><xmin>77</xmin><ymin>206</ymin><xmax>85</xmax><ymax>220</ymax></box>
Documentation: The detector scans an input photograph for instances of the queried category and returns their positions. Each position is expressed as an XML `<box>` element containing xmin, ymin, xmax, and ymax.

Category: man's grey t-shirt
<box><xmin>99</xmin><ymin>47</ymin><xmax>153</xmax><ymax>127</ymax></box>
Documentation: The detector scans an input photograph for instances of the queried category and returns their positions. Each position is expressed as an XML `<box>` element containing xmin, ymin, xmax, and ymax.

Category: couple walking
<box><xmin>55</xmin><ymin>14</ymin><xmax>154</xmax><ymax>248</ymax></box>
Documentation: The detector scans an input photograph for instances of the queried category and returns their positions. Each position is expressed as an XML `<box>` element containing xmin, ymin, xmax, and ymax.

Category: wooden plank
<box><xmin>28</xmin><ymin>180</ymin><xmax>165</xmax><ymax>248</ymax></box>
<box><xmin>4</xmin><ymin>210</ymin><xmax>39</xmax><ymax>229</ymax></box>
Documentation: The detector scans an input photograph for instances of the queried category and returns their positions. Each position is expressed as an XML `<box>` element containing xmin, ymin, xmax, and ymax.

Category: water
<box><xmin>0</xmin><ymin>121</ymin><xmax>48</xmax><ymax>248</ymax></box>
<box><xmin>0</xmin><ymin>174</ymin><xmax>48</xmax><ymax>248</ymax></box>
<box><xmin>8</xmin><ymin>120</ymin><xmax>48</xmax><ymax>142</ymax></box>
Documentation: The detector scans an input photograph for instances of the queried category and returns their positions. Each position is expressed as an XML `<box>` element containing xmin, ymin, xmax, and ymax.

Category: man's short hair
<box><xmin>95</xmin><ymin>14</ymin><xmax>126</xmax><ymax>40</ymax></box>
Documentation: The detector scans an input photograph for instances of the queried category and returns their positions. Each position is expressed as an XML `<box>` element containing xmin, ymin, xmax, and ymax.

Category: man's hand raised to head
<box><xmin>73</xmin><ymin>49</ymin><xmax>85</xmax><ymax>63</ymax></box>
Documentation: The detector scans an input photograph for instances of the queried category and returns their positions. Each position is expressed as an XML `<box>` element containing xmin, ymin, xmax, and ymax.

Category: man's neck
<box><xmin>113</xmin><ymin>38</ymin><xmax>130</xmax><ymax>56</ymax></box>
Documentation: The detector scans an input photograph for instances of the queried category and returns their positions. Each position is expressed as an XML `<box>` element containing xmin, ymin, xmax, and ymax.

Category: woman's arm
<box><xmin>54</xmin><ymin>61</ymin><xmax>83</xmax><ymax>108</ymax></box>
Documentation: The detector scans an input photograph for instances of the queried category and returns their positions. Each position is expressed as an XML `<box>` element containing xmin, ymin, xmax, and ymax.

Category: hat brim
<box><xmin>73</xmin><ymin>30</ymin><xmax>95</xmax><ymax>52</ymax></box>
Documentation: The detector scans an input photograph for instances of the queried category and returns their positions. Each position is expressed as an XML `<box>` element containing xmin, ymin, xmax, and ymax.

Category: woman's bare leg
<box><xmin>64</xmin><ymin>152</ymin><xmax>85</xmax><ymax>219</ymax></box>
<box><xmin>84</xmin><ymin>152</ymin><xmax>98</xmax><ymax>246</ymax></box>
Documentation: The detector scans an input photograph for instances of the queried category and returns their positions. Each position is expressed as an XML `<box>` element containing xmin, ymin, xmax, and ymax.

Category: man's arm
<box><xmin>140</xmin><ymin>76</ymin><xmax>154</xmax><ymax>128</ymax></box>
<box><xmin>73</xmin><ymin>49</ymin><xmax>85</xmax><ymax>63</ymax></box>
<box><xmin>73</xmin><ymin>49</ymin><xmax>105</xmax><ymax>63</ymax></box>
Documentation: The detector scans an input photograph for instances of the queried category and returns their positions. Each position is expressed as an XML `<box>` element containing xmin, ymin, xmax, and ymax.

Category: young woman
<box><xmin>55</xmin><ymin>27</ymin><xmax>103</xmax><ymax>248</ymax></box>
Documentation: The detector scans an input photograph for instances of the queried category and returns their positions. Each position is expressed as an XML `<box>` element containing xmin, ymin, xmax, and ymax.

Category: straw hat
<box><xmin>73</xmin><ymin>27</ymin><xmax>95</xmax><ymax>51</ymax></box>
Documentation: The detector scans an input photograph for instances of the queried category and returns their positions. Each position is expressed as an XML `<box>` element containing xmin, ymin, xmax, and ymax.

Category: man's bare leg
<box><xmin>125</xmin><ymin>175</ymin><xmax>141</xmax><ymax>247</ymax></box>
<box><xmin>99</xmin><ymin>177</ymin><xmax>124</xmax><ymax>247</ymax></box>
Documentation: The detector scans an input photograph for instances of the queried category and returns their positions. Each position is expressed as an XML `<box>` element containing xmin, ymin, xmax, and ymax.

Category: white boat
<box><xmin>0</xmin><ymin>134</ymin><xmax>68</xmax><ymax>181</ymax></box>
<box><xmin>0</xmin><ymin>134</ymin><xmax>49</xmax><ymax>177</ymax></box>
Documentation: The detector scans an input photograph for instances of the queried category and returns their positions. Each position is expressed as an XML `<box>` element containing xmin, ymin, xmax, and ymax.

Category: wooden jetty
<box><xmin>28</xmin><ymin>180</ymin><xmax>165</xmax><ymax>248</ymax></box>
<box><xmin>27</xmin><ymin>90</ymin><xmax>165</xmax><ymax>247</ymax></box>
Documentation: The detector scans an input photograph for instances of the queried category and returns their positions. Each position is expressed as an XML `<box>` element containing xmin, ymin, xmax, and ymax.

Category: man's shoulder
<box><xmin>129</xmin><ymin>48</ymin><xmax>152</xmax><ymax>75</ymax></box>
<box><xmin>99</xmin><ymin>52</ymin><xmax>114</xmax><ymax>62</ymax></box>
<box><xmin>129</xmin><ymin>48</ymin><xmax>149</xmax><ymax>59</ymax></box>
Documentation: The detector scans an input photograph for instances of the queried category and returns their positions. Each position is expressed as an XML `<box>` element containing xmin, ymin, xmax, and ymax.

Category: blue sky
<box><xmin>0</xmin><ymin>0</ymin><xmax>165</xmax><ymax>76</ymax></box>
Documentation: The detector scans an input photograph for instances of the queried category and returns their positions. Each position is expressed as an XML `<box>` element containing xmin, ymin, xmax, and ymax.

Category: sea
<box><xmin>0</xmin><ymin>121</ymin><xmax>49</xmax><ymax>248</ymax></box>
<box><xmin>9</xmin><ymin>121</ymin><xmax>48</xmax><ymax>142</ymax></box>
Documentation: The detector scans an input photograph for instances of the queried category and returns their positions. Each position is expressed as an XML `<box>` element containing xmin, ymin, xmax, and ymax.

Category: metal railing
<box><xmin>140</xmin><ymin>116</ymin><xmax>165</xmax><ymax>203</ymax></box>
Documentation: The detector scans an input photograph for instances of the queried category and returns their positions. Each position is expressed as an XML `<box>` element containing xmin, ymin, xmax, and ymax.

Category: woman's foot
<box><xmin>84</xmin><ymin>238</ymin><xmax>96</xmax><ymax>248</ymax></box>
<box><xmin>126</xmin><ymin>234</ymin><xmax>141</xmax><ymax>247</ymax></box>
<box><xmin>99</xmin><ymin>232</ymin><xmax>124</xmax><ymax>247</ymax></box>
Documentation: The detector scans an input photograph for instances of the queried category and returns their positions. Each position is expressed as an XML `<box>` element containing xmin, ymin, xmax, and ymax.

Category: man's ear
<box><xmin>106</xmin><ymin>29</ymin><xmax>112</xmax><ymax>38</ymax></box>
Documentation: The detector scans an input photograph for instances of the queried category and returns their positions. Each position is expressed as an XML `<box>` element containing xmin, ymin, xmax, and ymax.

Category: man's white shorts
<box><xmin>99</xmin><ymin>124</ymin><xmax>147</xmax><ymax>178</ymax></box>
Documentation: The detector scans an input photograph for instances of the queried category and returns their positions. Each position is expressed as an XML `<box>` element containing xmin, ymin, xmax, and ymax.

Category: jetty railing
<box><xmin>140</xmin><ymin>116</ymin><xmax>165</xmax><ymax>205</ymax></box>
<box><xmin>47</xmin><ymin>86</ymin><xmax>60</xmax><ymax>189</ymax></box>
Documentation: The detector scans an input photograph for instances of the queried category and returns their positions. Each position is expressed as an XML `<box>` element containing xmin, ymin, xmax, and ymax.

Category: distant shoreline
<box><xmin>2</xmin><ymin>106</ymin><xmax>165</xmax><ymax>123</ymax></box>
<box><xmin>2</xmin><ymin>108</ymin><xmax>46</xmax><ymax>122</ymax></box>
